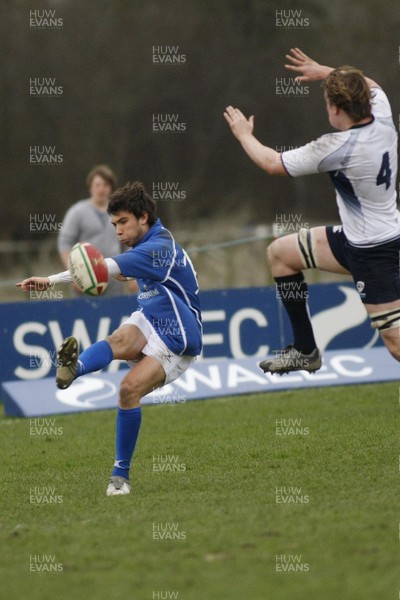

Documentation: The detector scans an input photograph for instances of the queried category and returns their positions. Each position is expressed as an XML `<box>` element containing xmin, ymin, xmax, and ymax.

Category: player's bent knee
<box><xmin>267</xmin><ymin>239</ymin><xmax>282</xmax><ymax>268</ymax></box>
<box><xmin>107</xmin><ymin>328</ymin><xmax>131</xmax><ymax>356</ymax></box>
<box><xmin>383</xmin><ymin>336</ymin><xmax>400</xmax><ymax>363</ymax></box>
<box><xmin>119</xmin><ymin>379</ymin><xmax>141</xmax><ymax>409</ymax></box>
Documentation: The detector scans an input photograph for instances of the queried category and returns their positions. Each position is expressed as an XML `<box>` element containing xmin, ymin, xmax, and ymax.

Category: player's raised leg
<box><xmin>56</xmin><ymin>324</ymin><xmax>146</xmax><ymax>390</ymax></box>
<box><xmin>259</xmin><ymin>226</ymin><xmax>350</xmax><ymax>374</ymax></box>
<box><xmin>107</xmin><ymin>356</ymin><xmax>166</xmax><ymax>496</ymax></box>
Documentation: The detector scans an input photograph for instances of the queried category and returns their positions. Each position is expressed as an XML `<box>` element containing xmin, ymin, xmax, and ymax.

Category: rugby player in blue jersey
<box><xmin>17</xmin><ymin>182</ymin><xmax>202</xmax><ymax>496</ymax></box>
<box><xmin>224</xmin><ymin>48</ymin><xmax>399</xmax><ymax>375</ymax></box>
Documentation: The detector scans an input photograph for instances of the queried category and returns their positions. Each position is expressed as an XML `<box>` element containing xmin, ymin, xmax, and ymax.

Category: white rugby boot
<box><xmin>106</xmin><ymin>476</ymin><xmax>131</xmax><ymax>496</ymax></box>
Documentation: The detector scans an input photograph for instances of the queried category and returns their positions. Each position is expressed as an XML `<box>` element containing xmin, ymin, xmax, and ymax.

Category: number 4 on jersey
<box><xmin>376</xmin><ymin>151</ymin><xmax>392</xmax><ymax>190</ymax></box>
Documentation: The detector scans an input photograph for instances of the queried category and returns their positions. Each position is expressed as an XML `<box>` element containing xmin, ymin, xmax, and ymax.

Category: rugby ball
<box><xmin>68</xmin><ymin>242</ymin><xmax>108</xmax><ymax>296</ymax></box>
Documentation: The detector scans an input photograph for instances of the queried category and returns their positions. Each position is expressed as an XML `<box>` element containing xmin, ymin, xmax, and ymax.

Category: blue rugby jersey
<box><xmin>113</xmin><ymin>219</ymin><xmax>202</xmax><ymax>356</ymax></box>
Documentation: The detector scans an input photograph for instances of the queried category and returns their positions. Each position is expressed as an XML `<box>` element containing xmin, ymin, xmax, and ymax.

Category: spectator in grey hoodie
<box><xmin>58</xmin><ymin>164</ymin><xmax>124</xmax><ymax>296</ymax></box>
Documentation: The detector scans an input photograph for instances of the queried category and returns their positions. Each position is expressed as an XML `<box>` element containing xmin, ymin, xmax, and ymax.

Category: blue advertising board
<box><xmin>2</xmin><ymin>348</ymin><xmax>397</xmax><ymax>418</ymax></box>
<box><xmin>1</xmin><ymin>282</ymin><xmax>382</xmax><ymax>390</ymax></box>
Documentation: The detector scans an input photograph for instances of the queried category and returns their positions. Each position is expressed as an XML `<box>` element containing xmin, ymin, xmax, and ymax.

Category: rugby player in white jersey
<box><xmin>224</xmin><ymin>47</ymin><xmax>399</xmax><ymax>374</ymax></box>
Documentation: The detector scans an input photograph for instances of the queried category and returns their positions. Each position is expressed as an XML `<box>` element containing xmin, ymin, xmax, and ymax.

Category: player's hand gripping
<box><xmin>285</xmin><ymin>47</ymin><xmax>332</xmax><ymax>82</ymax></box>
<box><xmin>224</xmin><ymin>106</ymin><xmax>255</xmax><ymax>141</ymax></box>
<box><xmin>16</xmin><ymin>277</ymin><xmax>51</xmax><ymax>292</ymax></box>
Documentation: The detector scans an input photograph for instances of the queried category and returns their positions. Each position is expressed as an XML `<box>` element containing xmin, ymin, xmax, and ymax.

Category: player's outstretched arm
<box><xmin>286</xmin><ymin>47</ymin><xmax>381</xmax><ymax>89</ymax></box>
<box><xmin>17</xmin><ymin>269</ymin><xmax>73</xmax><ymax>290</ymax></box>
<box><xmin>16</xmin><ymin>277</ymin><xmax>52</xmax><ymax>291</ymax></box>
<box><xmin>223</xmin><ymin>106</ymin><xmax>286</xmax><ymax>176</ymax></box>
<box><xmin>16</xmin><ymin>257</ymin><xmax>124</xmax><ymax>294</ymax></box>
<box><xmin>285</xmin><ymin>47</ymin><xmax>333</xmax><ymax>82</ymax></box>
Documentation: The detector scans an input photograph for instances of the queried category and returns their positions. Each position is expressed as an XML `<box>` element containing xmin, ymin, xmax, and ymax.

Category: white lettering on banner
<box><xmin>330</xmin><ymin>355</ymin><xmax>373</xmax><ymax>377</ymax></box>
<box><xmin>4</xmin><ymin>350</ymin><xmax>387</xmax><ymax>418</ymax></box>
<box><xmin>47</xmin><ymin>320</ymin><xmax>64</xmax><ymax>350</ymax></box>
<box><xmin>166</xmin><ymin>354</ymin><xmax>374</xmax><ymax>395</ymax></box>
<box><xmin>227</xmin><ymin>364</ymin><xmax>267</xmax><ymax>387</ymax></box>
<box><xmin>14</xmin><ymin>322</ymin><xmax>50</xmax><ymax>379</ymax></box>
<box><xmin>201</xmin><ymin>308</ymin><xmax>269</xmax><ymax>360</ymax></box>
<box><xmin>70</xmin><ymin>318</ymin><xmax>94</xmax><ymax>349</ymax></box>
<box><xmin>96</xmin><ymin>317</ymin><xmax>112</xmax><ymax>340</ymax></box>
<box><xmin>299</xmin><ymin>364</ymin><xmax>337</xmax><ymax>381</ymax></box>
<box><xmin>201</xmin><ymin>310</ymin><xmax>225</xmax><ymax>358</ymax></box>
<box><xmin>229</xmin><ymin>308</ymin><xmax>269</xmax><ymax>358</ymax></box>
<box><xmin>13</xmin><ymin>318</ymin><xmax>119</xmax><ymax>380</ymax></box>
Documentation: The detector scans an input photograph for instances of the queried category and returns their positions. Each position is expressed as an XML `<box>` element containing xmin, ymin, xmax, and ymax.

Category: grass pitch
<box><xmin>0</xmin><ymin>383</ymin><xmax>398</xmax><ymax>600</ymax></box>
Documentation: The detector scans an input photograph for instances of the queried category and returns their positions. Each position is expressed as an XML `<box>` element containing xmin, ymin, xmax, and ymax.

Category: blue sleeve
<box><xmin>113</xmin><ymin>240</ymin><xmax>173</xmax><ymax>282</ymax></box>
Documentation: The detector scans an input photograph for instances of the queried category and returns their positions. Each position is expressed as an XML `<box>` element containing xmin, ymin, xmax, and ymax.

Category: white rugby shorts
<box><xmin>122</xmin><ymin>311</ymin><xmax>195</xmax><ymax>384</ymax></box>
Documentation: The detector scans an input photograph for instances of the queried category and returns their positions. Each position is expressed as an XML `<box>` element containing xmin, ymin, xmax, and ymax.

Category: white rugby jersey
<box><xmin>281</xmin><ymin>88</ymin><xmax>400</xmax><ymax>247</ymax></box>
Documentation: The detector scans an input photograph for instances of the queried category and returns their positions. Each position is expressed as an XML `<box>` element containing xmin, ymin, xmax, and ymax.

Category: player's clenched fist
<box><xmin>224</xmin><ymin>106</ymin><xmax>255</xmax><ymax>140</ymax></box>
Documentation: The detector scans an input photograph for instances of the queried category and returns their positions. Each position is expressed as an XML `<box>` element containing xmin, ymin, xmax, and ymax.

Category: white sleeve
<box><xmin>48</xmin><ymin>270</ymin><xmax>72</xmax><ymax>284</ymax></box>
<box><xmin>105</xmin><ymin>258</ymin><xmax>121</xmax><ymax>277</ymax></box>
<box><xmin>370</xmin><ymin>87</ymin><xmax>392</xmax><ymax>119</ymax></box>
<box><xmin>281</xmin><ymin>132</ymin><xmax>350</xmax><ymax>177</ymax></box>
<box><xmin>48</xmin><ymin>257</ymin><xmax>121</xmax><ymax>284</ymax></box>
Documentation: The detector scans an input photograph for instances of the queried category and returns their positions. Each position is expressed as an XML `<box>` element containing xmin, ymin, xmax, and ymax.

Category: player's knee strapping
<box><xmin>297</xmin><ymin>228</ymin><xmax>317</xmax><ymax>269</ymax></box>
<box><xmin>370</xmin><ymin>308</ymin><xmax>400</xmax><ymax>331</ymax></box>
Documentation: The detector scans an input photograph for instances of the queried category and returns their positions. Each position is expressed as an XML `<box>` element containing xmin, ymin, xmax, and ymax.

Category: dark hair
<box><xmin>86</xmin><ymin>164</ymin><xmax>117</xmax><ymax>191</ymax></box>
<box><xmin>107</xmin><ymin>181</ymin><xmax>157</xmax><ymax>226</ymax></box>
<box><xmin>322</xmin><ymin>66</ymin><xmax>372</xmax><ymax>122</ymax></box>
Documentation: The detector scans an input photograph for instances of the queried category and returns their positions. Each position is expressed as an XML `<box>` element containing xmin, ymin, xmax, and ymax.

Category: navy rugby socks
<box><xmin>274</xmin><ymin>272</ymin><xmax>317</xmax><ymax>354</ymax></box>
<box><xmin>76</xmin><ymin>339</ymin><xmax>114</xmax><ymax>378</ymax></box>
<box><xmin>112</xmin><ymin>407</ymin><xmax>142</xmax><ymax>480</ymax></box>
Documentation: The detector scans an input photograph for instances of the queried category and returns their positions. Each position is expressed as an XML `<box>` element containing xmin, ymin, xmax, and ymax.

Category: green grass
<box><xmin>0</xmin><ymin>383</ymin><xmax>398</xmax><ymax>600</ymax></box>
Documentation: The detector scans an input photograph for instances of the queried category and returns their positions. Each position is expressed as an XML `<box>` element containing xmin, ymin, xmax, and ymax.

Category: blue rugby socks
<box><xmin>275</xmin><ymin>272</ymin><xmax>317</xmax><ymax>354</ymax></box>
<box><xmin>75</xmin><ymin>340</ymin><xmax>114</xmax><ymax>377</ymax></box>
<box><xmin>73</xmin><ymin>339</ymin><xmax>142</xmax><ymax>482</ymax></box>
<box><xmin>112</xmin><ymin>407</ymin><xmax>142</xmax><ymax>480</ymax></box>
